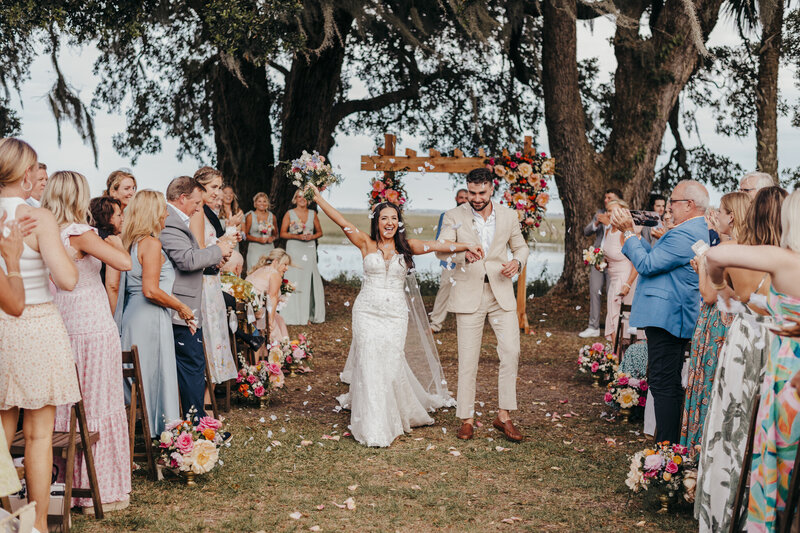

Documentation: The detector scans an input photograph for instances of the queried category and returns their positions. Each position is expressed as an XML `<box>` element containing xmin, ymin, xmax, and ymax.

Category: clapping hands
<box><xmin>609</xmin><ymin>207</ymin><xmax>635</xmax><ymax>232</ymax></box>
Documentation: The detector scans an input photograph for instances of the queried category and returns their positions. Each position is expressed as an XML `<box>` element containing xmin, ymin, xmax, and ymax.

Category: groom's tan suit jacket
<box><xmin>435</xmin><ymin>202</ymin><xmax>529</xmax><ymax>313</ymax></box>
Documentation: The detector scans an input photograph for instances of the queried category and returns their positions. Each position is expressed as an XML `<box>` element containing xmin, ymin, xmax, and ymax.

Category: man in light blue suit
<box><xmin>611</xmin><ymin>180</ymin><xmax>710</xmax><ymax>444</ymax></box>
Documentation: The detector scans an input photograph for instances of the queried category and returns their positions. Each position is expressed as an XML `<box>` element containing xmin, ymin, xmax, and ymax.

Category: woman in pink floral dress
<box><xmin>43</xmin><ymin>171</ymin><xmax>134</xmax><ymax>513</ymax></box>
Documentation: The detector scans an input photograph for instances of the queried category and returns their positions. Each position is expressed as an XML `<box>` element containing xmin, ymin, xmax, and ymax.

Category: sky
<box><xmin>10</xmin><ymin>16</ymin><xmax>800</xmax><ymax>214</ymax></box>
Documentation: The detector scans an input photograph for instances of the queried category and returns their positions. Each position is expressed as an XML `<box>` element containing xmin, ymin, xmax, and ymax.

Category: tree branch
<box><xmin>268</xmin><ymin>60</ymin><xmax>289</xmax><ymax>76</ymax></box>
<box><xmin>330</xmin><ymin>84</ymin><xmax>420</xmax><ymax>125</ymax></box>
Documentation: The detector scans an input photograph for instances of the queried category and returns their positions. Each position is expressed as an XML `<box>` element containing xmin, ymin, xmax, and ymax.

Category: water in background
<box><xmin>316</xmin><ymin>243</ymin><xmax>564</xmax><ymax>282</ymax></box>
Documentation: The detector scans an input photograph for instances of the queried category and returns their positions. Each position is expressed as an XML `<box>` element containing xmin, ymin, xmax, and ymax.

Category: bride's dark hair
<box><xmin>370</xmin><ymin>202</ymin><xmax>415</xmax><ymax>270</ymax></box>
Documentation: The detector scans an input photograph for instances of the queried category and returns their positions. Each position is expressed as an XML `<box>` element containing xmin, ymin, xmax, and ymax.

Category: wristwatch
<box><xmin>623</xmin><ymin>230</ymin><xmax>636</xmax><ymax>241</ymax></box>
<box><xmin>515</xmin><ymin>259</ymin><xmax>523</xmax><ymax>271</ymax></box>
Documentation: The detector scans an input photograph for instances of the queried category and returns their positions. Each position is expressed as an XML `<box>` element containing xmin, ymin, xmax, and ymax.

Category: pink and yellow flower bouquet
<box><xmin>577</xmin><ymin>342</ymin><xmax>618</xmax><ymax>382</ymax></box>
<box><xmin>236</xmin><ymin>353</ymin><xmax>285</xmax><ymax>402</ymax></box>
<box><xmin>157</xmin><ymin>411</ymin><xmax>228</xmax><ymax>479</ymax></box>
<box><xmin>626</xmin><ymin>442</ymin><xmax>696</xmax><ymax>501</ymax></box>
<box><xmin>604</xmin><ymin>371</ymin><xmax>648</xmax><ymax>414</ymax></box>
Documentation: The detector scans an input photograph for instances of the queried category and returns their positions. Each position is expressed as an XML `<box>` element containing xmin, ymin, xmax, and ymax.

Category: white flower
<box><xmin>160</xmin><ymin>431</ymin><xmax>173</xmax><ymax>445</ymax></box>
<box><xmin>187</xmin><ymin>439</ymin><xmax>219</xmax><ymax>474</ymax></box>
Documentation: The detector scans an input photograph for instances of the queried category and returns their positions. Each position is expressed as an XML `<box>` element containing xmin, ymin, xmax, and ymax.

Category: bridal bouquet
<box><xmin>288</xmin><ymin>150</ymin><xmax>342</xmax><ymax>202</ymax></box>
<box><xmin>583</xmin><ymin>247</ymin><xmax>607</xmax><ymax>271</ymax></box>
<box><xmin>236</xmin><ymin>354</ymin><xmax>285</xmax><ymax>402</ymax></box>
<box><xmin>277</xmin><ymin>278</ymin><xmax>296</xmax><ymax>311</ymax></box>
<box><xmin>157</xmin><ymin>412</ymin><xmax>227</xmax><ymax>476</ymax></box>
<box><xmin>604</xmin><ymin>372</ymin><xmax>648</xmax><ymax>412</ymax></box>
<box><xmin>626</xmin><ymin>442</ymin><xmax>696</xmax><ymax>499</ymax></box>
<box><xmin>577</xmin><ymin>342</ymin><xmax>618</xmax><ymax>382</ymax></box>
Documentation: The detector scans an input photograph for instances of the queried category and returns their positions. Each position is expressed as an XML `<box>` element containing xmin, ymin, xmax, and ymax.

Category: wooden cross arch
<box><xmin>360</xmin><ymin>133</ymin><xmax>537</xmax><ymax>334</ymax></box>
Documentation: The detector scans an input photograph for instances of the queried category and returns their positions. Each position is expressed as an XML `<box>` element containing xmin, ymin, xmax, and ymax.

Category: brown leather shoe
<box><xmin>493</xmin><ymin>417</ymin><xmax>523</xmax><ymax>442</ymax></box>
<box><xmin>457</xmin><ymin>421</ymin><xmax>474</xmax><ymax>440</ymax></box>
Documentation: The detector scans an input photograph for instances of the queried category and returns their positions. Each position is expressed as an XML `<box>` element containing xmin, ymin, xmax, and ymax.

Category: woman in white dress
<box><xmin>308</xmin><ymin>184</ymin><xmax>481</xmax><ymax>447</ymax></box>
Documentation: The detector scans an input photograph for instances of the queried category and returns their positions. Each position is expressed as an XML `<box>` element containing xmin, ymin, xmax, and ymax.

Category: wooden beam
<box><xmin>523</xmin><ymin>135</ymin><xmax>534</xmax><ymax>156</ymax></box>
<box><xmin>478</xmin><ymin>148</ymin><xmax>486</xmax><ymax>158</ymax></box>
<box><xmin>429</xmin><ymin>148</ymin><xmax>441</xmax><ymax>157</ymax></box>
<box><xmin>405</xmin><ymin>148</ymin><xmax>417</xmax><ymax>157</ymax></box>
<box><xmin>361</xmin><ymin>155</ymin><xmax>486</xmax><ymax>173</ymax></box>
<box><xmin>453</xmin><ymin>148</ymin><xmax>464</xmax><ymax>158</ymax></box>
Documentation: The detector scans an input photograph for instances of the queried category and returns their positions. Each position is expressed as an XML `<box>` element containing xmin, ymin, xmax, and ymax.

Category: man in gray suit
<box><xmin>579</xmin><ymin>188</ymin><xmax>622</xmax><ymax>338</ymax></box>
<box><xmin>161</xmin><ymin>176</ymin><xmax>234</xmax><ymax>420</ymax></box>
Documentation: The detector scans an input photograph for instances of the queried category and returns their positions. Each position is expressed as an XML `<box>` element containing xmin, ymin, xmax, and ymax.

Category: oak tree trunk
<box><xmin>755</xmin><ymin>2</ymin><xmax>783</xmax><ymax>179</ymax></box>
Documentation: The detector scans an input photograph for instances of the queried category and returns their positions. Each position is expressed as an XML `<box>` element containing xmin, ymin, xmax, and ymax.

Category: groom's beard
<box><xmin>469</xmin><ymin>199</ymin><xmax>489</xmax><ymax>212</ymax></box>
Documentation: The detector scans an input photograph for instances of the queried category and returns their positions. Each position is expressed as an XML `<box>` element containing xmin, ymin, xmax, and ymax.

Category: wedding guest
<box><xmin>104</xmin><ymin>170</ymin><xmax>137</xmax><ymax>210</ymax></box>
<box><xmin>244</xmin><ymin>192</ymin><xmax>276</xmax><ymax>271</ymax></box>
<box><xmin>602</xmin><ymin>199</ymin><xmax>639</xmax><ymax>343</ymax></box>
<box><xmin>189</xmin><ymin>167</ymin><xmax>238</xmax><ymax>387</ymax></box>
<box><xmin>160</xmin><ymin>176</ymin><xmax>234</xmax><ymax>420</ymax></box>
<box><xmin>43</xmin><ymin>171</ymin><xmax>132</xmax><ymax>513</ymax></box>
<box><xmin>610</xmin><ymin>179</ymin><xmax>710</xmax><ymax>444</ymax></box>
<box><xmin>739</xmin><ymin>171</ymin><xmax>774</xmax><ymax>199</ymax></box>
<box><xmin>246</xmin><ymin>249</ymin><xmax>294</xmax><ymax>343</ymax></box>
<box><xmin>0</xmin><ymin>138</ymin><xmax>80</xmax><ymax>533</ymax></box>
<box><xmin>0</xmin><ymin>213</ymin><xmax>25</xmax><ymax>316</ymax></box>
<box><xmin>579</xmin><ymin>188</ymin><xmax>622</xmax><ymax>338</ymax></box>
<box><xmin>24</xmin><ymin>162</ymin><xmax>47</xmax><ymax>208</ymax></box>
<box><xmin>703</xmin><ymin>189</ymin><xmax>800</xmax><ymax>532</ymax></box>
<box><xmin>221</xmin><ymin>251</ymin><xmax>264</xmax><ymax>323</ymax></box>
<box><xmin>694</xmin><ymin>186</ymin><xmax>786</xmax><ymax>532</ymax></box>
<box><xmin>280</xmin><ymin>189</ymin><xmax>325</xmax><ymax>325</ymax></box>
<box><xmin>679</xmin><ymin>192</ymin><xmax>749</xmax><ymax>452</ymax></box>
<box><xmin>430</xmin><ymin>188</ymin><xmax>469</xmax><ymax>333</ymax></box>
<box><xmin>641</xmin><ymin>193</ymin><xmax>666</xmax><ymax>245</ymax></box>
<box><xmin>117</xmin><ymin>190</ymin><xmax>188</xmax><ymax>436</ymax></box>
<box><xmin>89</xmin><ymin>196</ymin><xmax>124</xmax><ymax>312</ymax></box>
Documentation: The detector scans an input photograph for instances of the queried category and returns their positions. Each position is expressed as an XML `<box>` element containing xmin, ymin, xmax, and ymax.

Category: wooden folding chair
<box><xmin>0</xmin><ymin>466</ymin><xmax>24</xmax><ymax>512</ymax></box>
<box><xmin>9</xmin><ymin>389</ymin><xmax>103</xmax><ymax>532</ymax></box>
<box><xmin>612</xmin><ymin>304</ymin><xmax>635</xmax><ymax>363</ymax></box>
<box><xmin>122</xmin><ymin>346</ymin><xmax>157</xmax><ymax>481</ymax></box>
<box><xmin>203</xmin><ymin>346</ymin><xmax>219</xmax><ymax>419</ymax></box>
<box><xmin>730</xmin><ymin>391</ymin><xmax>762</xmax><ymax>533</ymax></box>
<box><xmin>0</xmin><ymin>502</ymin><xmax>36</xmax><ymax>533</ymax></box>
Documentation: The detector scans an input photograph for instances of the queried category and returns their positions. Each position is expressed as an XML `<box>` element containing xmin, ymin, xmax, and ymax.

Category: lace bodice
<box><xmin>361</xmin><ymin>252</ymin><xmax>407</xmax><ymax>291</ymax></box>
<box><xmin>0</xmin><ymin>196</ymin><xmax>52</xmax><ymax>304</ymax></box>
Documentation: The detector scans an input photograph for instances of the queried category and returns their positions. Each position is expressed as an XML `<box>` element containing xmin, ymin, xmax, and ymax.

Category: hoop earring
<box><xmin>21</xmin><ymin>177</ymin><xmax>33</xmax><ymax>192</ymax></box>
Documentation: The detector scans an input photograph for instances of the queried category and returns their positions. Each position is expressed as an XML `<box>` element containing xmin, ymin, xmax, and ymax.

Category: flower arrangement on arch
<box><xmin>235</xmin><ymin>354</ymin><xmax>285</xmax><ymax>401</ymax></box>
<box><xmin>604</xmin><ymin>372</ymin><xmax>648</xmax><ymax>411</ymax></box>
<box><xmin>157</xmin><ymin>412</ymin><xmax>227</xmax><ymax>476</ymax></box>
<box><xmin>368</xmin><ymin>171</ymin><xmax>408</xmax><ymax>209</ymax></box>
<box><xmin>577</xmin><ymin>342</ymin><xmax>618</xmax><ymax>381</ymax></box>
<box><xmin>582</xmin><ymin>247</ymin><xmax>607</xmax><ymax>272</ymax></box>
<box><xmin>485</xmin><ymin>151</ymin><xmax>554</xmax><ymax>241</ymax></box>
<box><xmin>626</xmin><ymin>442</ymin><xmax>696</xmax><ymax>499</ymax></box>
<box><xmin>288</xmin><ymin>150</ymin><xmax>342</xmax><ymax>202</ymax></box>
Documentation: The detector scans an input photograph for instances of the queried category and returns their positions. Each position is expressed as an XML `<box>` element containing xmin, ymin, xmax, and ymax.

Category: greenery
<box><xmin>70</xmin><ymin>283</ymin><xmax>694</xmax><ymax>532</ymax></box>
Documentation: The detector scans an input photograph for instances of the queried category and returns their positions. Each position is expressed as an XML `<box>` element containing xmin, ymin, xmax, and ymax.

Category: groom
<box><xmin>437</xmin><ymin>168</ymin><xmax>529</xmax><ymax>442</ymax></box>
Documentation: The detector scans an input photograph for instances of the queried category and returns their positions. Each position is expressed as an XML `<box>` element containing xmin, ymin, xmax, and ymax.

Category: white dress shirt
<box><xmin>471</xmin><ymin>201</ymin><xmax>497</xmax><ymax>252</ymax></box>
<box><xmin>25</xmin><ymin>197</ymin><xmax>41</xmax><ymax>208</ymax></box>
<box><xmin>168</xmin><ymin>203</ymin><xmax>191</xmax><ymax>227</ymax></box>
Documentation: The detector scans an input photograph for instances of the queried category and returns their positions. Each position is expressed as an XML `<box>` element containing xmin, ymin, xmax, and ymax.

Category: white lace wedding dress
<box><xmin>337</xmin><ymin>252</ymin><xmax>454</xmax><ymax>447</ymax></box>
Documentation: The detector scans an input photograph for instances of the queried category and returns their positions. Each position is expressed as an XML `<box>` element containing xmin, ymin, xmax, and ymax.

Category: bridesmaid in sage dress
<box><xmin>116</xmin><ymin>190</ymin><xmax>196</xmax><ymax>437</ymax></box>
<box><xmin>280</xmin><ymin>189</ymin><xmax>325</xmax><ymax>325</ymax></box>
<box><xmin>244</xmin><ymin>192</ymin><xmax>276</xmax><ymax>271</ymax></box>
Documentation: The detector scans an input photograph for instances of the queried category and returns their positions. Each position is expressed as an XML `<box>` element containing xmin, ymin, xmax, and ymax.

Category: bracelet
<box><xmin>710</xmin><ymin>280</ymin><xmax>728</xmax><ymax>291</ymax></box>
<box><xmin>6</xmin><ymin>271</ymin><xmax>21</xmax><ymax>280</ymax></box>
<box><xmin>623</xmin><ymin>282</ymin><xmax>631</xmax><ymax>289</ymax></box>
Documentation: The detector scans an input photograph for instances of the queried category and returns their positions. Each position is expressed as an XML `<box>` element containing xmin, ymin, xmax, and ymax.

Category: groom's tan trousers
<box><xmin>455</xmin><ymin>283</ymin><xmax>520</xmax><ymax>419</ymax></box>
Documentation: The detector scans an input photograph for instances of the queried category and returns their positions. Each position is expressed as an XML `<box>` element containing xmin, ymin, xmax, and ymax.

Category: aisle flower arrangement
<box><xmin>604</xmin><ymin>372</ymin><xmax>648</xmax><ymax>421</ymax></box>
<box><xmin>577</xmin><ymin>342</ymin><xmax>618</xmax><ymax>384</ymax></box>
<box><xmin>288</xmin><ymin>150</ymin><xmax>342</xmax><ymax>202</ymax></box>
<box><xmin>626</xmin><ymin>442</ymin><xmax>696</xmax><ymax>507</ymax></box>
<box><xmin>368</xmin><ymin>171</ymin><xmax>408</xmax><ymax>209</ymax></box>
<box><xmin>485</xmin><ymin>151</ymin><xmax>553</xmax><ymax>240</ymax></box>
<box><xmin>280</xmin><ymin>333</ymin><xmax>314</xmax><ymax>374</ymax></box>
<box><xmin>582</xmin><ymin>247</ymin><xmax>607</xmax><ymax>271</ymax></box>
<box><xmin>236</xmin><ymin>354</ymin><xmax>285</xmax><ymax>402</ymax></box>
<box><xmin>157</xmin><ymin>413</ymin><xmax>227</xmax><ymax>480</ymax></box>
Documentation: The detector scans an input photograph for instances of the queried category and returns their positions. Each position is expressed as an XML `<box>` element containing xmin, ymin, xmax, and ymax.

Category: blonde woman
<box><xmin>42</xmin><ymin>171</ymin><xmax>133</xmax><ymax>513</ymax></box>
<box><xmin>104</xmin><ymin>170</ymin><xmax>137</xmax><ymax>210</ymax></box>
<box><xmin>244</xmin><ymin>192</ymin><xmax>276</xmax><ymax>270</ymax></box>
<box><xmin>118</xmin><ymin>190</ymin><xmax>193</xmax><ymax>436</ymax></box>
<box><xmin>602</xmin><ymin>199</ymin><xmax>640</xmax><ymax>343</ymax></box>
<box><xmin>245</xmin><ymin>249</ymin><xmax>293</xmax><ymax>343</ymax></box>
<box><xmin>280</xmin><ymin>189</ymin><xmax>325</xmax><ymax>325</ymax></box>
<box><xmin>0</xmin><ymin>138</ymin><xmax>80</xmax><ymax>533</ymax></box>
<box><xmin>189</xmin><ymin>167</ymin><xmax>238</xmax><ymax>386</ymax></box>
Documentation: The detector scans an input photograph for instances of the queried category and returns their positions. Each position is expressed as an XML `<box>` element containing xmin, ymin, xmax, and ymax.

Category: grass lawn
<box><xmin>72</xmin><ymin>283</ymin><xmax>696</xmax><ymax>532</ymax></box>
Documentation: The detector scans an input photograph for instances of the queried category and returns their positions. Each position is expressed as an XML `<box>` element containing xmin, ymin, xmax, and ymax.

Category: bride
<box><xmin>308</xmin><ymin>184</ymin><xmax>482</xmax><ymax>447</ymax></box>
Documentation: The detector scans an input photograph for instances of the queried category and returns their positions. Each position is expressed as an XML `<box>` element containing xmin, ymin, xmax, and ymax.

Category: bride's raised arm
<box><xmin>305</xmin><ymin>184</ymin><xmax>370</xmax><ymax>253</ymax></box>
<box><xmin>408</xmin><ymin>238</ymin><xmax>482</xmax><ymax>258</ymax></box>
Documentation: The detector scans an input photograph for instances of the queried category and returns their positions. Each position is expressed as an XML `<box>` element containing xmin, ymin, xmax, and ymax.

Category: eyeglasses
<box><xmin>668</xmin><ymin>199</ymin><xmax>692</xmax><ymax>205</ymax></box>
<box><xmin>740</xmin><ymin>187</ymin><xmax>755</xmax><ymax>193</ymax></box>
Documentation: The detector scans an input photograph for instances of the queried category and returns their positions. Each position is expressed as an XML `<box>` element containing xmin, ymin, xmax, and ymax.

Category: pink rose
<box><xmin>577</xmin><ymin>356</ymin><xmax>583</xmax><ymax>364</ymax></box>
<box><xmin>672</xmin><ymin>444</ymin><xmax>688</xmax><ymax>456</ymax></box>
<box><xmin>176</xmin><ymin>432</ymin><xmax>194</xmax><ymax>454</ymax></box>
<box><xmin>639</xmin><ymin>381</ymin><xmax>648</xmax><ymax>392</ymax></box>
<box><xmin>247</xmin><ymin>375</ymin><xmax>258</xmax><ymax>384</ymax></box>
<box><xmin>604</xmin><ymin>392</ymin><xmax>613</xmax><ymax>403</ymax></box>
<box><xmin>254</xmin><ymin>385</ymin><xmax>265</xmax><ymax>397</ymax></box>
<box><xmin>509</xmin><ymin>161</ymin><xmax>517</xmax><ymax>169</ymax></box>
<box><xmin>197</xmin><ymin>416</ymin><xmax>223</xmax><ymax>431</ymax></box>
<box><xmin>489</xmin><ymin>158</ymin><xmax>495</xmax><ymax>165</ymax></box>
<box><xmin>643</xmin><ymin>454</ymin><xmax>663</xmax><ymax>471</ymax></box>
<box><xmin>665</xmin><ymin>461</ymin><xmax>679</xmax><ymax>474</ymax></box>
<box><xmin>618</xmin><ymin>376</ymin><xmax>629</xmax><ymax>386</ymax></box>
<box><xmin>293</xmin><ymin>347</ymin><xmax>304</xmax><ymax>359</ymax></box>
<box><xmin>164</xmin><ymin>419</ymin><xmax>182</xmax><ymax>431</ymax></box>
<box><xmin>590</xmin><ymin>362</ymin><xmax>599</xmax><ymax>373</ymax></box>
<box><xmin>236</xmin><ymin>375</ymin><xmax>243</xmax><ymax>383</ymax></box>
<box><xmin>638</xmin><ymin>396</ymin><xmax>647</xmax><ymax>407</ymax></box>
<box><xmin>268</xmin><ymin>363</ymin><xmax>281</xmax><ymax>375</ymax></box>
<box><xmin>298</xmin><ymin>334</ymin><xmax>306</xmax><ymax>342</ymax></box>
<box><xmin>591</xmin><ymin>342</ymin><xmax>605</xmax><ymax>352</ymax></box>
<box><xmin>286</xmin><ymin>356</ymin><xmax>293</xmax><ymax>364</ymax></box>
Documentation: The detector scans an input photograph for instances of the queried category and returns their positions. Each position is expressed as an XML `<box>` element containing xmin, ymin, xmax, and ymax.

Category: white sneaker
<box><xmin>578</xmin><ymin>327</ymin><xmax>601</xmax><ymax>338</ymax></box>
